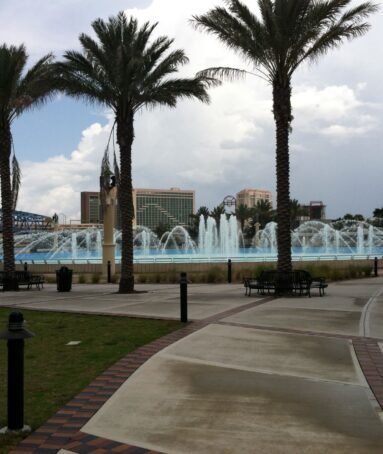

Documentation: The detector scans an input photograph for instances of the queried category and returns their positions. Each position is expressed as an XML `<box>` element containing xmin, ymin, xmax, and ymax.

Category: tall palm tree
<box><xmin>57</xmin><ymin>12</ymin><xmax>216</xmax><ymax>293</ymax></box>
<box><xmin>0</xmin><ymin>44</ymin><xmax>56</xmax><ymax>287</ymax></box>
<box><xmin>193</xmin><ymin>0</ymin><xmax>377</xmax><ymax>273</ymax></box>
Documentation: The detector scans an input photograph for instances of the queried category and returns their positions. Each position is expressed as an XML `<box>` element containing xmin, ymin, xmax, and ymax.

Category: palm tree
<box><xmin>210</xmin><ymin>203</ymin><xmax>226</xmax><ymax>230</ymax></box>
<box><xmin>193</xmin><ymin>0</ymin><xmax>377</xmax><ymax>273</ymax></box>
<box><xmin>234</xmin><ymin>203</ymin><xmax>252</xmax><ymax>232</ymax></box>
<box><xmin>0</xmin><ymin>44</ymin><xmax>57</xmax><ymax>287</ymax></box>
<box><xmin>57</xmin><ymin>12</ymin><xmax>216</xmax><ymax>293</ymax></box>
<box><xmin>189</xmin><ymin>205</ymin><xmax>210</xmax><ymax>240</ymax></box>
<box><xmin>255</xmin><ymin>199</ymin><xmax>274</xmax><ymax>228</ymax></box>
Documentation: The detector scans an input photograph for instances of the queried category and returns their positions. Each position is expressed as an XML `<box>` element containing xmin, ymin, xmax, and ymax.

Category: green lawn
<box><xmin>0</xmin><ymin>308</ymin><xmax>182</xmax><ymax>453</ymax></box>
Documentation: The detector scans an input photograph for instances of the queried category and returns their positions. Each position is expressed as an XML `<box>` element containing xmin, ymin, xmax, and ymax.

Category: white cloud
<box><xmin>10</xmin><ymin>0</ymin><xmax>383</xmax><ymax>219</ymax></box>
<box><xmin>18</xmin><ymin>121</ymin><xmax>112</xmax><ymax>219</ymax></box>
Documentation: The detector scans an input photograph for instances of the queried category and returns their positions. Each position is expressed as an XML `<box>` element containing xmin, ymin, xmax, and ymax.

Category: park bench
<box><xmin>244</xmin><ymin>269</ymin><xmax>327</xmax><ymax>297</ymax></box>
<box><xmin>0</xmin><ymin>271</ymin><xmax>45</xmax><ymax>290</ymax></box>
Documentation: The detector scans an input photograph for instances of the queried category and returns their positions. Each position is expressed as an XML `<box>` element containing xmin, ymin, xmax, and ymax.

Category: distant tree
<box><xmin>233</xmin><ymin>203</ymin><xmax>252</xmax><ymax>232</ymax></box>
<box><xmin>254</xmin><ymin>199</ymin><xmax>274</xmax><ymax>228</ymax></box>
<box><xmin>0</xmin><ymin>44</ymin><xmax>57</xmax><ymax>286</ymax></box>
<box><xmin>153</xmin><ymin>222</ymin><xmax>170</xmax><ymax>239</ymax></box>
<box><xmin>343</xmin><ymin>213</ymin><xmax>364</xmax><ymax>221</ymax></box>
<box><xmin>373</xmin><ymin>208</ymin><xmax>383</xmax><ymax>218</ymax></box>
<box><xmin>188</xmin><ymin>205</ymin><xmax>211</xmax><ymax>240</ymax></box>
<box><xmin>210</xmin><ymin>203</ymin><xmax>226</xmax><ymax>230</ymax></box>
<box><xmin>244</xmin><ymin>199</ymin><xmax>274</xmax><ymax>240</ymax></box>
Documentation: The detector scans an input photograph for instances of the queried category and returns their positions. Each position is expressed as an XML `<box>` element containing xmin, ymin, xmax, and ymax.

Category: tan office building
<box><xmin>133</xmin><ymin>187</ymin><xmax>195</xmax><ymax>230</ymax></box>
<box><xmin>236</xmin><ymin>188</ymin><xmax>273</xmax><ymax>208</ymax></box>
<box><xmin>81</xmin><ymin>192</ymin><xmax>102</xmax><ymax>224</ymax></box>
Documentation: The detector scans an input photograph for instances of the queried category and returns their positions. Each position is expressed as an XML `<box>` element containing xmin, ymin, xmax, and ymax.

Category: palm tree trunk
<box><xmin>0</xmin><ymin>122</ymin><xmax>16</xmax><ymax>285</ymax></box>
<box><xmin>273</xmin><ymin>79</ymin><xmax>292</xmax><ymax>273</ymax></box>
<box><xmin>116</xmin><ymin>112</ymin><xmax>135</xmax><ymax>293</ymax></box>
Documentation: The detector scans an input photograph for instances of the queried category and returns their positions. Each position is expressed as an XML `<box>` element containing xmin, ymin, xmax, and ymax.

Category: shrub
<box><xmin>347</xmin><ymin>265</ymin><xmax>358</xmax><ymax>279</ymax></box>
<box><xmin>207</xmin><ymin>266</ymin><xmax>225</xmax><ymax>283</ymax></box>
<box><xmin>166</xmin><ymin>269</ymin><xmax>179</xmax><ymax>283</ymax></box>
<box><xmin>328</xmin><ymin>267</ymin><xmax>343</xmax><ymax>281</ymax></box>
<box><xmin>91</xmin><ymin>273</ymin><xmax>101</xmax><ymax>284</ymax></box>
<box><xmin>78</xmin><ymin>274</ymin><xmax>86</xmax><ymax>284</ymax></box>
<box><xmin>362</xmin><ymin>265</ymin><xmax>373</xmax><ymax>277</ymax></box>
<box><xmin>137</xmin><ymin>274</ymin><xmax>147</xmax><ymax>284</ymax></box>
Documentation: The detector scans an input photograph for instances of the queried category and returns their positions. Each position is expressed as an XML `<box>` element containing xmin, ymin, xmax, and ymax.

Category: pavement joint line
<box><xmin>359</xmin><ymin>287</ymin><xmax>383</xmax><ymax>337</ymax></box>
<box><xmin>217</xmin><ymin>320</ymin><xmax>383</xmax><ymax>342</ymax></box>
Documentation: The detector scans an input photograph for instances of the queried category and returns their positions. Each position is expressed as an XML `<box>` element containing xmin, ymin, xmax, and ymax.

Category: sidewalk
<box><xmin>4</xmin><ymin>278</ymin><xmax>383</xmax><ymax>453</ymax></box>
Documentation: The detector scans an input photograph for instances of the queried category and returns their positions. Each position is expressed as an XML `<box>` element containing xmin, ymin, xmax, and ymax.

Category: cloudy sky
<box><xmin>1</xmin><ymin>0</ymin><xmax>382</xmax><ymax>222</ymax></box>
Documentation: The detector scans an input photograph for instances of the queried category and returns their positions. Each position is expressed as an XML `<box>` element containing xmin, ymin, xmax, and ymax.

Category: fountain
<box><xmin>2</xmin><ymin>217</ymin><xmax>383</xmax><ymax>264</ymax></box>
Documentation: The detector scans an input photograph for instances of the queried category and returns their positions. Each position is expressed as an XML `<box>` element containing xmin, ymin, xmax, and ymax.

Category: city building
<box><xmin>300</xmin><ymin>201</ymin><xmax>326</xmax><ymax>221</ymax></box>
<box><xmin>81</xmin><ymin>188</ymin><xmax>195</xmax><ymax>231</ymax></box>
<box><xmin>81</xmin><ymin>192</ymin><xmax>103</xmax><ymax>224</ymax></box>
<box><xmin>236</xmin><ymin>188</ymin><xmax>273</xmax><ymax>208</ymax></box>
<box><xmin>133</xmin><ymin>187</ymin><xmax>195</xmax><ymax>230</ymax></box>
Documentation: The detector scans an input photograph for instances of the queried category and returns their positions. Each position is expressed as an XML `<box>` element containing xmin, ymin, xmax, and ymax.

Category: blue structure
<box><xmin>0</xmin><ymin>210</ymin><xmax>52</xmax><ymax>233</ymax></box>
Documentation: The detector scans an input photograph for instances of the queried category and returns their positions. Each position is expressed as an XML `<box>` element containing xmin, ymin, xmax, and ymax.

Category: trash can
<box><xmin>56</xmin><ymin>266</ymin><xmax>72</xmax><ymax>292</ymax></box>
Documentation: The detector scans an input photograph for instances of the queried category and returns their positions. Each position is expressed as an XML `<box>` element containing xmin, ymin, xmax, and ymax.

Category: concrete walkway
<box><xmin>3</xmin><ymin>278</ymin><xmax>383</xmax><ymax>453</ymax></box>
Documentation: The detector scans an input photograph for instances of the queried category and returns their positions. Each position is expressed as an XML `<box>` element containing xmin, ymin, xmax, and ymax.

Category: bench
<box><xmin>244</xmin><ymin>270</ymin><xmax>327</xmax><ymax>297</ymax></box>
<box><xmin>0</xmin><ymin>271</ymin><xmax>45</xmax><ymax>290</ymax></box>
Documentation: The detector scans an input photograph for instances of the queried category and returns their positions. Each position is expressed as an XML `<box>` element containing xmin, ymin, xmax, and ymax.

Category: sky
<box><xmin>1</xmin><ymin>0</ymin><xmax>382</xmax><ymax>222</ymax></box>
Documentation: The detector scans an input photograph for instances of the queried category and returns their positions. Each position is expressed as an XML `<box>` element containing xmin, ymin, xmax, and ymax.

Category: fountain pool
<box><xmin>3</xmin><ymin>216</ymin><xmax>383</xmax><ymax>264</ymax></box>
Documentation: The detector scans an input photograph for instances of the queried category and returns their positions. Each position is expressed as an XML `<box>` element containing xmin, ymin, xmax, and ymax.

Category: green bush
<box><xmin>206</xmin><ymin>266</ymin><xmax>225</xmax><ymax>283</ymax></box>
<box><xmin>347</xmin><ymin>265</ymin><xmax>358</xmax><ymax>279</ymax></box>
<box><xmin>166</xmin><ymin>269</ymin><xmax>179</xmax><ymax>283</ymax></box>
<box><xmin>91</xmin><ymin>273</ymin><xmax>101</xmax><ymax>284</ymax></box>
<box><xmin>137</xmin><ymin>274</ymin><xmax>147</xmax><ymax>284</ymax></box>
<box><xmin>328</xmin><ymin>267</ymin><xmax>343</xmax><ymax>281</ymax></box>
<box><xmin>362</xmin><ymin>265</ymin><xmax>373</xmax><ymax>277</ymax></box>
<box><xmin>78</xmin><ymin>274</ymin><xmax>86</xmax><ymax>284</ymax></box>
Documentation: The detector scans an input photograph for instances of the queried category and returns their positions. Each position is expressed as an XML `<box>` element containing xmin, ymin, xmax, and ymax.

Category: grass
<box><xmin>0</xmin><ymin>309</ymin><xmax>182</xmax><ymax>453</ymax></box>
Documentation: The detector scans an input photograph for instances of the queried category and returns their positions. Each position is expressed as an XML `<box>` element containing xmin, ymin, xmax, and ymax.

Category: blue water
<box><xmin>9</xmin><ymin>246</ymin><xmax>383</xmax><ymax>264</ymax></box>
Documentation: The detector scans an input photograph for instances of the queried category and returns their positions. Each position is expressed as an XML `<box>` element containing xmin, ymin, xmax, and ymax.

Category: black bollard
<box><xmin>180</xmin><ymin>272</ymin><xmax>188</xmax><ymax>323</ymax></box>
<box><xmin>23</xmin><ymin>262</ymin><xmax>28</xmax><ymax>273</ymax></box>
<box><xmin>107</xmin><ymin>260</ymin><xmax>111</xmax><ymax>283</ymax></box>
<box><xmin>228</xmin><ymin>259</ymin><xmax>232</xmax><ymax>284</ymax></box>
<box><xmin>0</xmin><ymin>312</ymin><xmax>34</xmax><ymax>432</ymax></box>
<box><xmin>374</xmin><ymin>257</ymin><xmax>378</xmax><ymax>277</ymax></box>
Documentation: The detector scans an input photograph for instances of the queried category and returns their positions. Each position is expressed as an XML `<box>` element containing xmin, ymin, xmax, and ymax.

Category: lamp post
<box><xmin>0</xmin><ymin>312</ymin><xmax>34</xmax><ymax>433</ymax></box>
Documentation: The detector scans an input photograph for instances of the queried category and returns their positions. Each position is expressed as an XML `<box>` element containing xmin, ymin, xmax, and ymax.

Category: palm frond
<box><xmin>113</xmin><ymin>150</ymin><xmax>120</xmax><ymax>191</ymax></box>
<box><xmin>11</xmin><ymin>52</ymin><xmax>58</xmax><ymax>119</ymax></box>
<box><xmin>197</xmin><ymin>66</ymin><xmax>247</xmax><ymax>82</ymax></box>
<box><xmin>11</xmin><ymin>154</ymin><xmax>21</xmax><ymax>210</ymax></box>
<box><xmin>290</xmin><ymin>1</ymin><xmax>379</xmax><ymax>73</ymax></box>
<box><xmin>100</xmin><ymin>148</ymin><xmax>113</xmax><ymax>210</ymax></box>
